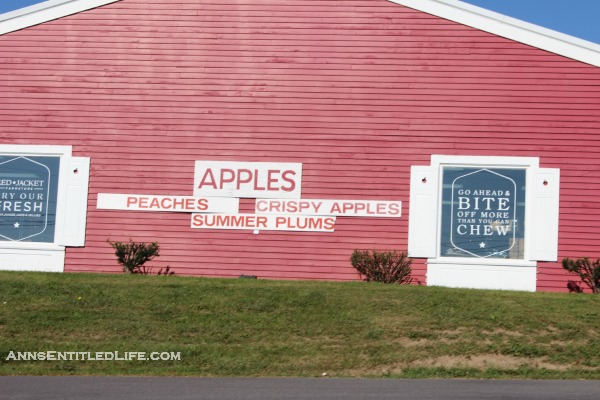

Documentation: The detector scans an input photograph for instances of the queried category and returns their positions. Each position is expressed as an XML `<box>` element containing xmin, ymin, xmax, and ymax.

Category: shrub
<box><xmin>157</xmin><ymin>265</ymin><xmax>175</xmax><ymax>276</ymax></box>
<box><xmin>562</xmin><ymin>257</ymin><xmax>600</xmax><ymax>294</ymax></box>
<box><xmin>108</xmin><ymin>239</ymin><xmax>161</xmax><ymax>275</ymax></box>
<box><xmin>567</xmin><ymin>280</ymin><xmax>584</xmax><ymax>293</ymax></box>
<box><xmin>351</xmin><ymin>249</ymin><xmax>412</xmax><ymax>284</ymax></box>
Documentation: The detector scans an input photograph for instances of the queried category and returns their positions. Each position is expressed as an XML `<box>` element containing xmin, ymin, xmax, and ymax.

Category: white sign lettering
<box><xmin>449</xmin><ymin>169</ymin><xmax>518</xmax><ymax>258</ymax></box>
<box><xmin>97</xmin><ymin>160</ymin><xmax>404</xmax><ymax>233</ymax></box>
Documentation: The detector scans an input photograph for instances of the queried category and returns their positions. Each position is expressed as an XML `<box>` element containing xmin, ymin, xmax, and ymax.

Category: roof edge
<box><xmin>388</xmin><ymin>0</ymin><xmax>600</xmax><ymax>67</ymax></box>
<box><xmin>0</xmin><ymin>0</ymin><xmax>120</xmax><ymax>35</ymax></box>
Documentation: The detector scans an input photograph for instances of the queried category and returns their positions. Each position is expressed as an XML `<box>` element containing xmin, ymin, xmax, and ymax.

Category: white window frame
<box><xmin>0</xmin><ymin>144</ymin><xmax>89</xmax><ymax>272</ymax></box>
<box><xmin>431</xmin><ymin>155</ymin><xmax>538</xmax><ymax>267</ymax></box>
<box><xmin>409</xmin><ymin>155</ymin><xmax>560</xmax><ymax>292</ymax></box>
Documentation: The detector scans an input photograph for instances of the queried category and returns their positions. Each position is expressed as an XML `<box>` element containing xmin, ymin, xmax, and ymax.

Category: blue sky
<box><xmin>0</xmin><ymin>0</ymin><xmax>599</xmax><ymax>45</ymax></box>
<box><xmin>462</xmin><ymin>0</ymin><xmax>600</xmax><ymax>44</ymax></box>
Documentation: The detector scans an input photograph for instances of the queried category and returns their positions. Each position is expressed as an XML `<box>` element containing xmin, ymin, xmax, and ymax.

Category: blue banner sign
<box><xmin>440</xmin><ymin>167</ymin><xmax>526</xmax><ymax>259</ymax></box>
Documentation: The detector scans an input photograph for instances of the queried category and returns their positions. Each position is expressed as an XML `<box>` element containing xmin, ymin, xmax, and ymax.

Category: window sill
<box><xmin>0</xmin><ymin>242</ymin><xmax>64</xmax><ymax>251</ymax></box>
<box><xmin>428</xmin><ymin>258</ymin><xmax>536</xmax><ymax>268</ymax></box>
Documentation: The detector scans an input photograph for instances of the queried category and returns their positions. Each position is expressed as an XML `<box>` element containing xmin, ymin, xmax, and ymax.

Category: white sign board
<box><xmin>194</xmin><ymin>161</ymin><xmax>302</xmax><ymax>199</ymax></box>
<box><xmin>191</xmin><ymin>214</ymin><xmax>335</xmax><ymax>232</ymax></box>
<box><xmin>97</xmin><ymin>193</ymin><xmax>239</xmax><ymax>213</ymax></box>
<box><xmin>255</xmin><ymin>199</ymin><xmax>401</xmax><ymax>217</ymax></box>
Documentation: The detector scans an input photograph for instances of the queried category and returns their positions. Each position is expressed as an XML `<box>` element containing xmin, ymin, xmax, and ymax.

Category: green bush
<box><xmin>351</xmin><ymin>249</ymin><xmax>412</xmax><ymax>284</ymax></box>
<box><xmin>562</xmin><ymin>257</ymin><xmax>600</xmax><ymax>293</ymax></box>
<box><xmin>107</xmin><ymin>239</ymin><xmax>161</xmax><ymax>275</ymax></box>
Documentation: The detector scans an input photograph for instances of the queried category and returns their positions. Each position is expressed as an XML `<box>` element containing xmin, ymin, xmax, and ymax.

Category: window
<box><xmin>408</xmin><ymin>155</ymin><xmax>560</xmax><ymax>291</ymax></box>
<box><xmin>440</xmin><ymin>167</ymin><xmax>526</xmax><ymax>260</ymax></box>
<box><xmin>0</xmin><ymin>145</ymin><xmax>90</xmax><ymax>273</ymax></box>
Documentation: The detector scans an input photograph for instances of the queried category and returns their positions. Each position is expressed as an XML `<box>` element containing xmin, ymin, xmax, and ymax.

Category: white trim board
<box><xmin>0</xmin><ymin>144</ymin><xmax>72</xmax><ymax>157</ymax></box>
<box><xmin>427</xmin><ymin>263</ymin><xmax>537</xmax><ymax>292</ymax></box>
<box><xmin>0</xmin><ymin>0</ymin><xmax>120</xmax><ymax>35</ymax></box>
<box><xmin>388</xmin><ymin>0</ymin><xmax>600</xmax><ymax>68</ymax></box>
<box><xmin>0</xmin><ymin>247</ymin><xmax>65</xmax><ymax>273</ymax></box>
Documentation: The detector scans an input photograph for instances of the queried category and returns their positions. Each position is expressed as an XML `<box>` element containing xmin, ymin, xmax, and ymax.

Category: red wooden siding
<box><xmin>1</xmin><ymin>0</ymin><xmax>600</xmax><ymax>290</ymax></box>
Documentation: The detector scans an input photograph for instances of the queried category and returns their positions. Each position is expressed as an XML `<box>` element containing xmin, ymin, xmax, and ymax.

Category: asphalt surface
<box><xmin>1</xmin><ymin>377</ymin><xmax>599</xmax><ymax>400</ymax></box>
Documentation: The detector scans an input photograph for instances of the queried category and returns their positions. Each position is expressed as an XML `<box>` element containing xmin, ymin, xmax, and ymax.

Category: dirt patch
<box><xmin>411</xmin><ymin>354</ymin><xmax>566</xmax><ymax>370</ymax></box>
<box><xmin>482</xmin><ymin>328</ymin><xmax>525</xmax><ymax>337</ymax></box>
<box><xmin>339</xmin><ymin>355</ymin><xmax>599</xmax><ymax>377</ymax></box>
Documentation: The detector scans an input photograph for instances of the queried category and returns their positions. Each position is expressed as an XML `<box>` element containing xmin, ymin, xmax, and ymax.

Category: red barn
<box><xmin>1</xmin><ymin>0</ymin><xmax>599</xmax><ymax>292</ymax></box>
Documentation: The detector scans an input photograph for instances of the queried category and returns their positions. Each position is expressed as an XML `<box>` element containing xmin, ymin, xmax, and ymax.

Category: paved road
<box><xmin>1</xmin><ymin>377</ymin><xmax>599</xmax><ymax>400</ymax></box>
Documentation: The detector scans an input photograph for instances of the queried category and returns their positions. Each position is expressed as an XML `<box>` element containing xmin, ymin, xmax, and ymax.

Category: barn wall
<box><xmin>1</xmin><ymin>0</ymin><xmax>599</xmax><ymax>290</ymax></box>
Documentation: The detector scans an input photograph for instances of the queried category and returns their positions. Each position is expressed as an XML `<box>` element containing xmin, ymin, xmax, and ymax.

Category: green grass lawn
<box><xmin>0</xmin><ymin>271</ymin><xmax>598</xmax><ymax>378</ymax></box>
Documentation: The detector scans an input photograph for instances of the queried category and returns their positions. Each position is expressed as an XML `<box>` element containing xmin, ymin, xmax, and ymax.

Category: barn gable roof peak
<box><xmin>390</xmin><ymin>0</ymin><xmax>600</xmax><ymax>67</ymax></box>
<box><xmin>1</xmin><ymin>0</ymin><xmax>600</xmax><ymax>67</ymax></box>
